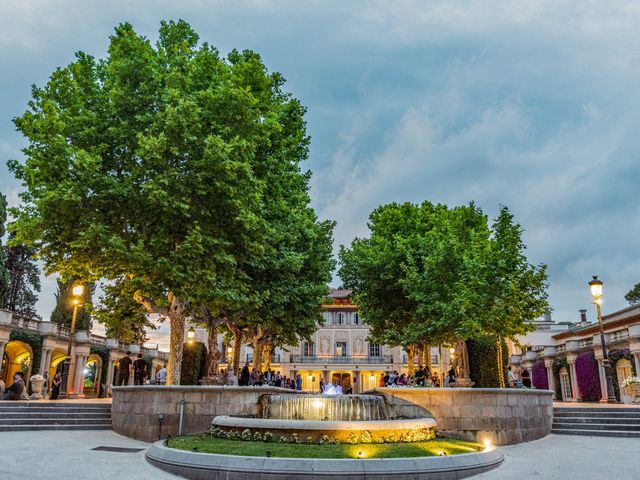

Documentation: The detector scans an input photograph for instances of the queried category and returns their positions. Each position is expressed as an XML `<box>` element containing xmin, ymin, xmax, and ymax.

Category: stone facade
<box><xmin>375</xmin><ymin>387</ymin><xmax>553</xmax><ymax>445</ymax></box>
<box><xmin>510</xmin><ymin>304</ymin><xmax>640</xmax><ymax>403</ymax></box>
<box><xmin>0</xmin><ymin>309</ymin><xmax>169</xmax><ymax>397</ymax></box>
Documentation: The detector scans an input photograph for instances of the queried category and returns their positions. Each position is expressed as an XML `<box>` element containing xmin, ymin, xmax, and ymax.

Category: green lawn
<box><xmin>167</xmin><ymin>435</ymin><xmax>482</xmax><ymax>459</ymax></box>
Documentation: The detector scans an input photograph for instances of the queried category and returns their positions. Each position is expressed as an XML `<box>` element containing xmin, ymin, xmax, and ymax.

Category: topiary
<box><xmin>467</xmin><ymin>335</ymin><xmax>509</xmax><ymax>388</ymax></box>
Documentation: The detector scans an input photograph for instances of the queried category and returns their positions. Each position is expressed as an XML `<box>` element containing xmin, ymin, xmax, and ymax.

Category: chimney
<box><xmin>579</xmin><ymin>309</ymin><xmax>588</xmax><ymax>324</ymax></box>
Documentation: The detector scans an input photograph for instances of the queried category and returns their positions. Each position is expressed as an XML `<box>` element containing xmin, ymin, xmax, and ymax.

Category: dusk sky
<box><xmin>2</xmin><ymin>1</ymin><xmax>639</xmax><ymax>349</ymax></box>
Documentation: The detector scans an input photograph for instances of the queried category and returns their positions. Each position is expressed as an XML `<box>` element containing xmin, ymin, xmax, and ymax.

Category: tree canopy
<box><xmin>625</xmin><ymin>283</ymin><xmax>640</xmax><ymax>306</ymax></box>
<box><xmin>4</xmin><ymin>231</ymin><xmax>42</xmax><ymax>319</ymax></box>
<box><xmin>9</xmin><ymin>20</ymin><xmax>334</xmax><ymax>383</ymax></box>
<box><xmin>339</xmin><ymin>201</ymin><xmax>549</xmax><ymax>385</ymax></box>
<box><xmin>0</xmin><ymin>193</ymin><xmax>8</xmax><ymax>309</ymax></box>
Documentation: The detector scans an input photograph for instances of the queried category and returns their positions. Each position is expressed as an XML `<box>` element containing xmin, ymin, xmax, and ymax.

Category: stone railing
<box><xmin>246</xmin><ymin>353</ymin><xmax>281</xmax><ymax>364</ymax></box>
<box><xmin>10</xmin><ymin>314</ymin><xmax>40</xmax><ymax>332</ymax></box>
<box><xmin>289</xmin><ymin>354</ymin><xmax>393</xmax><ymax>364</ymax></box>
<box><xmin>609</xmin><ymin>329</ymin><xmax>629</xmax><ymax>342</ymax></box>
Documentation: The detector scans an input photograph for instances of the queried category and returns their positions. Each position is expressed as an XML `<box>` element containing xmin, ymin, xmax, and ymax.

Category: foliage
<box><xmin>0</xmin><ymin>193</ymin><xmax>8</xmax><ymax>308</ymax></box>
<box><xmin>608</xmin><ymin>348</ymin><xmax>637</xmax><ymax>401</ymax></box>
<box><xmin>90</xmin><ymin>344</ymin><xmax>109</xmax><ymax>396</ymax></box>
<box><xmin>625</xmin><ymin>283</ymin><xmax>640</xmax><ymax>306</ymax></box>
<box><xmin>575</xmin><ymin>351</ymin><xmax>601</xmax><ymax>402</ymax></box>
<box><xmin>50</xmin><ymin>278</ymin><xmax>94</xmax><ymax>330</ymax></box>
<box><xmin>531</xmin><ymin>360</ymin><xmax>548</xmax><ymax>390</ymax></box>
<box><xmin>622</xmin><ymin>376</ymin><xmax>640</xmax><ymax>387</ymax></box>
<box><xmin>93</xmin><ymin>278</ymin><xmax>153</xmax><ymax>344</ymax></box>
<box><xmin>180</xmin><ymin>341</ymin><xmax>208</xmax><ymax>385</ymax></box>
<box><xmin>552</xmin><ymin>358</ymin><xmax>569</xmax><ymax>400</ymax></box>
<box><xmin>3</xmin><ymin>231</ymin><xmax>41</xmax><ymax>319</ymax></box>
<box><xmin>9</xmin><ymin>329</ymin><xmax>43</xmax><ymax>376</ymax></box>
<box><xmin>170</xmin><ymin>435</ymin><xmax>479</xmax><ymax>458</ymax></box>
<box><xmin>9</xmin><ymin>20</ymin><xmax>332</xmax><ymax>385</ymax></box>
<box><xmin>467</xmin><ymin>335</ymin><xmax>508</xmax><ymax>388</ymax></box>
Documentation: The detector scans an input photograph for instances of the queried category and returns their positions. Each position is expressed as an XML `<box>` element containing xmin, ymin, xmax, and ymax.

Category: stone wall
<box><xmin>111</xmin><ymin>386</ymin><xmax>294</xmax><ymax>442</ymax></box>
<box><xmin>374</xmin><ymin>387</ymin><xmax>554</xmax><ymax>445</ymax></box>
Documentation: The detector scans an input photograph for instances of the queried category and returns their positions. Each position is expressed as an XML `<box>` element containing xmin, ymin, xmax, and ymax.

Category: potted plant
<box><xmin>621</xmin><ymin>376</ymin><xmax>640</xmax><ymax>404</ymax></box>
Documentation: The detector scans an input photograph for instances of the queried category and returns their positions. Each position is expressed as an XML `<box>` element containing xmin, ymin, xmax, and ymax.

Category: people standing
<box><xmin>133</xmin><ymin>353</ymin><xmax>147</xmax><ymax>385</ymax></box>
<box><xmin>116</xmin><ymin>351</ymin><xmax>132</xmax><ymax>386</ymax></box>
<box><xmin>521</xmin><ymin>369</ymin><xmax>532</xmax><ymax>388</ymax></box>
<box><xmin>239</xmin><ymin>363</ymin><xmax>250</xmax><ymax>386</ymax></box>
<box><xmin>50</xmin><ymin>372</ymin><xmax>62</xmax><ymax>399</ymax></box>
<box><xmin>295</xmin><ymin>373</ymin><xmax>303</xmax><ymax>391</ymax></box>
<box><xmin>445</xmin><ymin>367</ymin><xmax>456</xmax><ymax>387</ymax></box>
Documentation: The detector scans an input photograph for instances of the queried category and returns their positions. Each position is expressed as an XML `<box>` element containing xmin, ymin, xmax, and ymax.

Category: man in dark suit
<box><xmin>133</xmin><ymin>353</ymin><xmax>147</xmax><ymax>385</ymax></box>
<box><xmin>117</xmin><ymin>351</ymin><xmax>133</xmax><ymax>386</ymax></box>
<box><xmin>3</xmin><ymin>371</ymin><xmax>26</xmax><ymax>400</ymax></box>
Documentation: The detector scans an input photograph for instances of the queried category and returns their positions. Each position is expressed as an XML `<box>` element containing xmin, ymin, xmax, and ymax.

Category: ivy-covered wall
<box><xmin>467</xmin><ymin>335</ymin><xmax>509</xmax><ymax>388</ymax></box>
<box><xmin>575</xmin><ymin>351</ymin><xmax>601</xmax><ymax>402</ymax></box>
<box><xmin>609</xmin><ymin>348</ymin><xmax>637</xmax><ymax>401</ymax></box>
<box><xmin>180</xmin><ymin>341</ymin><xmax>207</xmax><ymax>385</ymax></box>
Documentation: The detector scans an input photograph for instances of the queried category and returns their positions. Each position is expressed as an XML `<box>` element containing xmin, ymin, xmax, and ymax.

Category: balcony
<box><xmin>289</xmin><ymin>355</ymin><xmax>393</xmax><ymax>365</ymax></box>
<box><xmin>246</xmin><ymin>354</ymin><xmax>281</xmax><ymax>364</ymax></box>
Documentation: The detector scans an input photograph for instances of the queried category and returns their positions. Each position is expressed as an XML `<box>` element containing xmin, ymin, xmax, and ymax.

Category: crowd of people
<box><xmin>237</xmin><ymin>364</ymin><xmax>303</xmax><ymax>390</ymax></box>
<box><xmin>379</xmin><ymin>365</ymin><xmax>453</xmax><ymax>388</ymax></box>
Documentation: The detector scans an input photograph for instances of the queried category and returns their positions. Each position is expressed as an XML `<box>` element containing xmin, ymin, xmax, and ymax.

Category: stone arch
<box><xmin>1</xmin><ymin>340</ymin><xmax>34</xmax><ymax>390</ymax></box>
<box><xmin>83</xmin><ymin>354</ymin><xmax>103</xmax><ymax>398</ymax></box>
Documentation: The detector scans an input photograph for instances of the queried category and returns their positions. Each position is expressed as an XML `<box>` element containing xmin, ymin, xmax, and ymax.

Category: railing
<box><xmin>56</xmin><ymin>324</ymin><xmax>71</xmax><ymax>339</ymax></box>
<box><xmin>401</xmin><ymin>354</ymin><xmax>439</xmax><ymax>365</ymax></box>
<box><xmin>556</xmin><ymin>344</ymin><xmax>566</xmax><ymax>353</ymax></box>
<box><xmin>10</xmin><ymin>314</ymin><xmax>40</xmax><ymax>332</ymax></box>
<box><xmin>246</xmin><ymin>354</ymin><xmax>281</xmax><ymax>364</ymax></box>
<box><xmin>289</xmin><ymin>355</ymin><xmax>393</xmax><ymax>364</ymax></box>
<box><xmin>579</xmin><ymin>338</ymin><xmax>593</xmax><ymax>348</ymax></box>
<box><xmin>609</xmin><ymin>329</ymin><xmax>629</xmax><ymax>342</ymax></box>
<box><xmin>90</xmin><ymin>333</ymin><xmax>107</xmax><ymax>345</ymax></box>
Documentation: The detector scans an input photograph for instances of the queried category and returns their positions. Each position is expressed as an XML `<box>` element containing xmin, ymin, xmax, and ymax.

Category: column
<box><xmin>596</xmin><ymin>358</ymin><xmax>607</xmax><ymax>401</ymax></box>
<box><xmin>0</xmin><ymin>341</ymin><xmax>6</xmax><ymax>373</ymax></box>
<box><xmin>634</xmin><ymin>353</ymin><xmax>640</xmax><ymax>378</ymax></box>
<box><xmin>568</xmin><ymin>360</ymin><xmax>580</xmax><ymax>401</ymax></box>
<box><xmin>72</xmin><ymin>354</ymin><xmax>85</xmax><ymax>395</ymax></box>
<box><xmin>105</xmin><ymin>359</ymin><xmax>115</xmax><ymax>387</ymax></box>
<box><xmin>39</xmin><ymin>347</ymin><xmax>50</xmax><ymax>374</ymax></box>
<box><xmin>545</xmin><ymin>364</ymin><xmax>555</xmax><ymax>398</ymax></box>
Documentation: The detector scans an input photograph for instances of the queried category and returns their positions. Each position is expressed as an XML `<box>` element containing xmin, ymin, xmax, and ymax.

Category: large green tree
<box><xmin>9</xmin><ymin>20</ymin><xmax>329</xmax><ymax>384</ymax></box>
<box><xmin>4</xmin><ymin>231</ymin><xmax>42</xmax><ymax>319</ymax></box>
<box><xmin>0</xmin><ymin>194</ymin><xmax>9</xmax><ymax>309</ymax></box>
<box><xmin>625</xmin><ymin>283</ymin><xmax>640</xmax><ymax>306</ymax></box>
<box><xmin>50</xmin><ymin>278</ymin><xmax>94</xmax><ymax>331</ymax></box>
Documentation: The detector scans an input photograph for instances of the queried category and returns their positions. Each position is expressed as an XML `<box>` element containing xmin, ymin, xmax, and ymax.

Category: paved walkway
<box><xmin>475</xmin><ymin>434</ymin><xmax>640</xmax><ymax>479</ymax></box>
<box><xmin>1</xmin><ymin>430</ymin><xmax>638</xmax><ymax>479</ymax></box>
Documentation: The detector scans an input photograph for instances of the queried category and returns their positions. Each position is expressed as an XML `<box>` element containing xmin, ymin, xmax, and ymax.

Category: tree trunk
<box><xmin>252</xmin><ymin>337</ymin><xmax>263</xmax><ymax>372</ymax></box>
<box><xmin>231</xmin><ymin>328</ymin><xmax>244</xmax><ymax>375</ymax></box>
<box><xmin>496</xmin><ymin>335</ymin><xmax>505</xmax><ymax>388</ymax></box>
<box><xmin>207</xmin><ymin>322</ymin><xmax>219</xmax><ymax>377</ymax></box>
<box><xmin>263</xmin><ymin>343</ymin><xmax>272</xmax><ymax>373</ymax></box>
<box><xmin>407</xmin><ymin>344</ymin><xmax>416</xmax><ymax>377</ymax></box>
<box><xmin>425</xmin><ymin>344</ymin><xmax>432</xmax><ymax>373</ymax></box>
<box><xmin>168</xmin><ymin>314</ymin><xmax>185</xmax><ymax>385</ymax></box>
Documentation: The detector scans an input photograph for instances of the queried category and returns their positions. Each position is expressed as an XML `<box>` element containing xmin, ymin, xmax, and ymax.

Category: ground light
<box><xmin>484</xmin><ymin>439</ymin><xmax>493</xmax><ymax>451</ymax></box>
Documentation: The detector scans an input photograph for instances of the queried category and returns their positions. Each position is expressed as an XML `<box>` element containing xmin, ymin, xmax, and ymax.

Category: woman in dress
<box><xmin>50</xmin><ymin>373</ymin><xmax>62</xmax><ymax>400</ymax></box>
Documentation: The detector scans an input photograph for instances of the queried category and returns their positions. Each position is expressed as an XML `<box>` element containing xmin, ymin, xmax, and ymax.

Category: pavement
<box><xmin>0</xmin><ymin>430</ymin><xmax>638</xmax><ymax>480</ymax></box>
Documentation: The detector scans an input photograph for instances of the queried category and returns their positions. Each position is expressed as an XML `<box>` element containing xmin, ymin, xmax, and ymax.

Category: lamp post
<box><xmin>187</xmin><ymin>327</ymin><xmax>195</xmax><ymax>345</ymax></box>
<box><xmin>59</xmin><ymin>283</ymin><xmax>85</xmax><ymax>399</ymax></box>
<box><xmin>589</xmin><ymin>276</ymin><xmax>617</xmax><ymax>403</ymax></box>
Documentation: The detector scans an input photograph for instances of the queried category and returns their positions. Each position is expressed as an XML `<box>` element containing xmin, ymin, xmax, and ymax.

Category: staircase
<box><xmin>0</xmin><ymin>402</ymin><xmax>112</xmax><ymax>432</ymax></box>
<box><xmin>552</xmin><ymin>406</ymin><xmax>640</xmax><ymax>438</ymax></box>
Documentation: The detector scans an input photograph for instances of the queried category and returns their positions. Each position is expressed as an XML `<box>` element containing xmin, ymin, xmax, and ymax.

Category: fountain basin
<box><xmin>212</xmin><ymin>415</ymin><xmax>437</xmax><ymax>443</ymax></box>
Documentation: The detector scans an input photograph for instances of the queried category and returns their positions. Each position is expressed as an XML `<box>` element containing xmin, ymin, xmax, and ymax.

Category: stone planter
<box><xmin>30</xmin><ymin>374</ymin><xmax>46</xmax><ymax>400</ymax></box>
<box><xmin>0</xmin><ymin>309</ymin><xmax>12</xmax><ymax>326</ymax></box>
<box><xmin>628</xmin><ymin>383</ymin><xmax>640</xmax><ymax>404</ymax></box>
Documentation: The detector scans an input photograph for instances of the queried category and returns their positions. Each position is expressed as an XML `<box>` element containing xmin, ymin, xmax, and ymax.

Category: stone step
<box><xmin>553</xmin><ymin>422</ymin><xmax>640</xmax><ymax>432</ymax></box>
<box><xmin>0</xmin><ymin>424</ymin><xmax>112</xmax><ymax>432</ymax></box>
<box><xmin>0</xmin><ymin>412</ymin><xmax>111</xmax><ymax>419</ymax></box>
<box><xmin>0</xmin><ymin>406</ymin><xmax>110</xmax><ymax>414</ymax></box>
<box><xmin>551</xmin><ymin>428</ymin><xmax>640</xmax><ymax>438</ymax></box>
<box><xmin>553</xmin><ymin>416</ymin><xmax>640</xmax><ymax>425</ymax></box>
<box><xmin>554</xmin><ymin>407</ymin><xmax>640</xmax><ymax>414</ymax></box>
<box><xmin>0</xmin><ymin>418</ymin><xmax>112</xmax><ymax>425</ymax></box>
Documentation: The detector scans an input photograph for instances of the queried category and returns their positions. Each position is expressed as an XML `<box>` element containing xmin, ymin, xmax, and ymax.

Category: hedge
<box><xmin>575</xmin><ymin>351</ymin><xmax>601</xmax><ymax>402</ymax></box>
<box><xmin>531</xmin><ymin>360</ymin><xmax>548</xmax><ymax>390</ymax></box>
<box><xmin>180</xmin><ymin>341</ymin><xmax>208</xmax><ymax>385</ymax></box>
<box><xmin>467</xmin><ymin>335</ymin><xmax>509</xmax><ymax>388</ymax></box>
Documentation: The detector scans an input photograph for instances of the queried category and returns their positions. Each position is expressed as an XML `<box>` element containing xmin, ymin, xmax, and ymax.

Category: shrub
<box><xmin>263</xmin><ymin>432</ymin><xmax>273</xmax><ymax>443</ymax></box>
<box><xmin>180</xmin><ymin>341</ymin><xmax>208</xmax><ymax>385</ymax></box>
<box><xmin>531</xmin><ymin>360</ymin><xmax>548</xmax><ymax>390</ymax></box>
<box><xmin>575</xmin><ymin>351</ymin><xmax>601</xmax><ymax>402</ymax></box>
<box><xmin>467</xmin><ymin>335</ymin><xmax>509</xmax><ymax>388</ymax></box>
<box><xmin>241</xmin><ymin>429</ymin><xmax>252</xmax><ymax>441</ymax></box>
<box><xmin>252</xmin><ymin>431</ymin><xmax>263</xmax><ymax>442</ymax></box>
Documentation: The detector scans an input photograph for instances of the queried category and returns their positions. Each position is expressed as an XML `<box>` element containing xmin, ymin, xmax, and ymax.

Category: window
<box><xmin>368</xmin><ymin>343</ymin><xmax>381</xmax><ymax>357</ymax></box>
<box><xmin>322</xmin><ymin>312</ymin><xmax>332</xmax><ymax>324</ymax></box>
<box><xmin>336</xmin><ymin>342</ymin><xmax>347</xmax><ymax>356</ymax></box>
<box><xmin>353</xmin><ymin>313</ymin><xmax>360</xmax><ymax>325</ymax></box>
<box><xmin>302</xmin><ymin>342</ymin><xmax>314</xmax><ymax>357</ymax></box>
<box><xmin>336</xmin><ymin>312</ymin><xmax>345</xmax><ymax>325</ymax></box>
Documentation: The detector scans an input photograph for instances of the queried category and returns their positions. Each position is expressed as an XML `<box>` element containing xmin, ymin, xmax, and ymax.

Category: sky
<box><xmin>1</xmin><ymin>1</ymin><xmax>640</xmax><ymax>349</ymax></box>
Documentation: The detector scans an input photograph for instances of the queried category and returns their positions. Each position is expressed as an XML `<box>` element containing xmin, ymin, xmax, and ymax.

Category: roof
<box><xmin>329</xmin><ymin>289</ymin><xmax>352</xmax><ymax>299</ymax></box>
<box><xmin>552</xmin><ymin>304</ymin><xmax>640</xmax><ymax>341</ymax></box>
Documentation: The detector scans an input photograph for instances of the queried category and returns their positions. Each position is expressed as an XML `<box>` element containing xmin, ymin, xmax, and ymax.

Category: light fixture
<box><xmin>449</xmin><ymin>347</ymin><xmax>455</xmax><ymax>355</ymax></box>
<box><xmin>484</xmin><ymin>438</ymin><xmax>492</xmax><ymax>451</ymax></box>
<box><xmin>187</xmin><ymin>327</ymin><xmax>195</xmax><ymax>344</ymax></box>
<box><xmin>589</xmin><ymin>275</ymin><xmax>603</xmax><ymax>303</ymax></box>
<box><xmin>227</xmin><ymin>346</ymin><xmax>233</xmax><ymax>354</ymax></box>
<box><xmin>357</xmin><ymin>451</ymin><xmax>363</xmax><ymax>458</ymax></box>
<box><xmin>369</xmin><ymin>374</ymin><xmax>375</xmax><ymax>382</ymax></box>
<box><xmin>72</xmin><ymin>284</ymin><xmax>85</xmax><ymax>297</ymax></box>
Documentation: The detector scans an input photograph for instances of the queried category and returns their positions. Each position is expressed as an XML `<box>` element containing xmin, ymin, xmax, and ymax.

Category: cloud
<box><xmin>1</xmin><ymin>0</ymin><xmax>639</xmax><ymax>339</ymax></box>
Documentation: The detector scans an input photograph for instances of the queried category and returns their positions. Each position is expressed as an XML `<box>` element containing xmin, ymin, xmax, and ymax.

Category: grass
<box><xmin>167</xmin><ymin>435</ymin><xmax>482</xmax><ymax>459</ymax></box>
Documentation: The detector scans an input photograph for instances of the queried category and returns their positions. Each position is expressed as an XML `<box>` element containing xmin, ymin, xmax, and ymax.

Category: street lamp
<box><xmin>589</xmin><ymin>276</ymin><xmax>617</xmax><ymax>403</ymax></box>
<box><xmin>187</xmin><ymin>327</ymin><xmax>195</xmax><ymax>345</ymax></box>
<box><xmin>59</xmin><ymin>282</ymin><xmax>85</xmax><ymax>398</ymax></box>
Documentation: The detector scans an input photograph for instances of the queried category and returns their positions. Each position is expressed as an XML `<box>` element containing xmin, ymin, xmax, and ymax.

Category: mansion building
<box><xmin>216</xmin><ymin>289</ymin><xmax>449</xmax><ymax>392</ymax></box>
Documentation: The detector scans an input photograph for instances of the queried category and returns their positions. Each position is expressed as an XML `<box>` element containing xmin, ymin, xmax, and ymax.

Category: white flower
<box><xmin>621</xmin><ymin>376</ymin><xmax>640</xmax><ymax>388</ymax></box>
